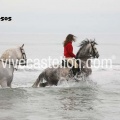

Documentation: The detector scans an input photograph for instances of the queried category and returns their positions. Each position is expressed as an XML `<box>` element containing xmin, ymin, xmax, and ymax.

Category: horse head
<box><xmin>18</xmin><ymin>44</ymin><xmax>27</xmax><ymax>66</ymax></box>
<box><xmin>76</xmin><ymin>39</ymin><xmax>99</xmax><ymax>60</ymax></box>
<box><xmin>0</xmin><ymin>44</ymin><xmax>27</xmax><ymax>66</ymax></box>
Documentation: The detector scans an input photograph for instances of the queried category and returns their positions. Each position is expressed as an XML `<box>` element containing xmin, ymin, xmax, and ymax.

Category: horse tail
<box><xmin>32</xmin><ymin>71</ymin><xmax>45</xmax><ymax>88</ymax></box>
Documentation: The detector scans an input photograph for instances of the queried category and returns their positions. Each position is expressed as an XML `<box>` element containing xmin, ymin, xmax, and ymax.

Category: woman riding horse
<box><xmin>63</xmin><ymin>34</ymin><xmax>80</xmax><ymax>76</ymax></box>
<box><xmin>32</xmin><ymin>38</ymin><xmax>99</xmax><ymax>87</ymax></box>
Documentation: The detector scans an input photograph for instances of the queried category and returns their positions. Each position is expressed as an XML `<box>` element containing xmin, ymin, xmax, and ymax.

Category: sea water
<box><xmin>0</xmin><ymin>33</ymin><xmax>120</xmax><ymax>120</ymax></box>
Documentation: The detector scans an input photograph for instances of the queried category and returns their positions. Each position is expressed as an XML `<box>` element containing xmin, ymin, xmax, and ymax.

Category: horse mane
<box><xmin>0</xmin><ymin>48</ymin><xmax>18</xmax><ymax>60</ymax></box>
<box><xmin>79</xmin><ymin>38</ymin><xmax>98</xmax><ymax>48</ymax></box>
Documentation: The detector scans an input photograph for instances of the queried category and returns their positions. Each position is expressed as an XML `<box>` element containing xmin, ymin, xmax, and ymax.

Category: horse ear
<box><xmin>93</xmin><ymin>39</ymin><xmax>98</xmax><ymax>45</ymax></box>
<box><xmin>21</xmin><ymin>44</ymin><xmax>24</xmax><ymax>48</ymax></box>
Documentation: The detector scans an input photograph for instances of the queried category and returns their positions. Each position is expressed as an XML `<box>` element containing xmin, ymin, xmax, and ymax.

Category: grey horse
<box><xmin>0</xmin><ymin>44</ymin><xmax>27</xmax><ymax>88</ymax></box>
<box><xmin>32</xmin><ymin>39</ymin><xmax>99</xmax><ymax>87</ymax></box>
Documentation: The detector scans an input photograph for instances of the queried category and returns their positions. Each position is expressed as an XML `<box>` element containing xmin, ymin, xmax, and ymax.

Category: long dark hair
<box><xmin>63</xmin><ymin>34</ymin><xmax>76</xmax><ymax>47</ymax></box>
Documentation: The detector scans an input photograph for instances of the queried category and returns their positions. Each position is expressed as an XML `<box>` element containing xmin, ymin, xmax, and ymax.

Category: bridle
<box><xmin>90</xmin><ymin>43</ymin><xmax>98</xmax><ymax>58</ymax></box>
<box><xmin>76</xmin><ymin>42</ymin><xmax>98</xmax><ymax>59</ymax></box>
<box><xmin>20</xmin><ymin>47</ymin><xmax>27</xmax><ymax>65</ymax></box>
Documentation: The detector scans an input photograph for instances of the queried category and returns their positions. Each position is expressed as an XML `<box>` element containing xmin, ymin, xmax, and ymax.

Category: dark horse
<box><xmin>32</xmin><ymin>39</ymin><xmax>99</xmax><ymax>87</ymax></box>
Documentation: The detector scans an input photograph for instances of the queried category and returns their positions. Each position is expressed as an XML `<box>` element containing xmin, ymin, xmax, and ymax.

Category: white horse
<box><xmin>0</xmin><ymin>44</ymin><xmax>27</xmax><ymax>88</ymax></box>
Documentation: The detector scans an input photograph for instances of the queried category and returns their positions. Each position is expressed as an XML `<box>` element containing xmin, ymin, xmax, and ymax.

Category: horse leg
<box><xmin>7</xmin><ymin>75</ymin><xmax>13</xmax><ymax>88</ymax></box>
<box><xmin>32</xmin><ymin>72</ymin><xmax>45</xmax><ymax>88</ymax></box>
<box><xmin>1</xmin><ymin>80</ymin><xmax>8</xmax><ymax>88</ymax></box>
<box><xmin>7</xmin><ymin>81</ymin><xmax>12</xmax><ymax>88</ymax></box>
<box><xmin>32</xmin><ymin>78</ymin><xmax>40</xmax><ymax>88</ymax></box>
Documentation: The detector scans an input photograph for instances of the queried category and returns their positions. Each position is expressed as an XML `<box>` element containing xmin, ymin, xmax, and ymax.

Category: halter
<box><xmin>76</xmin><ymin>42</ymin><xmax>98</xmax><ymax>59</ymax></box>
<box><xmin>19</xmin><ymin>47</ymin><xmax>27</xmax><ymax>65</ymax></box>
<box><xmin>90</xmin><ymin>43</ymin><xmax>97</xmax><ymax>58</ymax></box>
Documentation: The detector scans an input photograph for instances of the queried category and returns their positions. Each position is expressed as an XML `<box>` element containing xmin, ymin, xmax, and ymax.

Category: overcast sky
<box><xmin>0</xmin><ymin>0</ymin><xmax>120</xmax><ymax>34</ymax></box>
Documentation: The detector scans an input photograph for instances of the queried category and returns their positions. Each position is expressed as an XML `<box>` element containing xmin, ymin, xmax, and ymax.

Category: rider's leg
<box><xmin>66</xmin><ymin>58</ymin><xmax>80</xmax><ymax>76</ymax></box>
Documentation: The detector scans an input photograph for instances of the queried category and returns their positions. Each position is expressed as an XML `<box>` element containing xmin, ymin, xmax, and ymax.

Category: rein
<box><xmin>76</xmin><ymin>52</ymin><xmax>92</xmax><ymax>60</ymax></box>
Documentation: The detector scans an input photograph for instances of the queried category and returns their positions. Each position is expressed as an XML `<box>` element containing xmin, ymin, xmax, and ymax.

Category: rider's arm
<box><xmin>66</xmin><ymin>43</ymin><xmax>76</xmax><ymax>58</ymax></box>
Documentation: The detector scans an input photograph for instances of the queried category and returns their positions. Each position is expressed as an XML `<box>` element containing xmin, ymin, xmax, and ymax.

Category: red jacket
<box><xmin>64</xmin><ymin>42</ymin><xmax>76</xmax><ymax>58</ymax></box>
